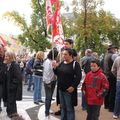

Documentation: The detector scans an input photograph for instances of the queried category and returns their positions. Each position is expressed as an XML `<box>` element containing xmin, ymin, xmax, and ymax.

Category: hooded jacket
<box><xmin>83</xmin><ymin>69</ymin><xmax>109</xmax><ymax>105</ymax></box>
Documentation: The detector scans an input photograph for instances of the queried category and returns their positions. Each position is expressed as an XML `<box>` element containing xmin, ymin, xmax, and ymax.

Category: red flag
<box><xmin>52</xmin><ymin>2</ymin><xmax>64</xmax><ymax>50</ymax></box>
<box><xmin>46</xmin><ymin>0</ymin><xmax>53</xmax><ymax>32</ymax></box>
<box><xmin>0</xmin><ymin>35</ymin><xmax>6</xmax><ymax>46</ymax></box>
<box><xmin>50</xmin><ymin>0</ymin><xmax>59</xmax><ymax>5</ymax></box>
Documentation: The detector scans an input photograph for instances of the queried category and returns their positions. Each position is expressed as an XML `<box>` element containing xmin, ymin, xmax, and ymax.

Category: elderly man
<box><xmin>104</xmin><ymin>44</ymin><xmax>118</xmax><ymax>112</ymax></box>
<box><xmin>0</xmin><ymin>43</ymin><xmax>6</xmax><ymax>112</ymax></box>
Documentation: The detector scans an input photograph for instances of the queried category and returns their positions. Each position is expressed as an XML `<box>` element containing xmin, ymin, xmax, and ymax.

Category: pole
<box><xmin>51</xmin><ymin>24</ymin><xmax>54</xmax><ymax>60</ymax></box>
<box><xmin>84</xmin><ymin>0</ymin><xmax>88</xmax><ymax>49</ymax></box>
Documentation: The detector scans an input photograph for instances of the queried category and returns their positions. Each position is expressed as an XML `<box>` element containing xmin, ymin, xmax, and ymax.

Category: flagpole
<box><xmin>51</xmin><ymin>25</ymin><xmax>54</xmax><ymax>60</ymax></box>
<box><xmin>46</xmin><ymin>0</ymin><xmax>64</xmax><ymax>61</ymax></box>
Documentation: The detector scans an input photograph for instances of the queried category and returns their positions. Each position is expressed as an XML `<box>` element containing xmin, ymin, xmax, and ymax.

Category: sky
<box><xmin>0</xmin><ymin>0</ymin><xmax>120</xmax><ymax>35</ymax></box>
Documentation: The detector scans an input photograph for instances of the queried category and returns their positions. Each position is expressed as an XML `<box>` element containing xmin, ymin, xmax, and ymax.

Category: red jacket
<box><xmin>83</xmin><ymin>69</ymin><xmax>109</xmax><ymax>105</ymax></box>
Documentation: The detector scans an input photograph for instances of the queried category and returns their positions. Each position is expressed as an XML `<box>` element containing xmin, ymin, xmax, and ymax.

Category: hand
<box><xmin>52</xmin><ymin>60</ymin><xmax>57</xmax><ymax>68</ymax></box>
<box><xmin>82</xmin><ymin>90</ymin><xmax>85</xmax><ymax>95</ymax></box>
<box><xmin>67</xmin><ymin>86</ymin><xmax>74</xmax><ymax>93</ymax></box>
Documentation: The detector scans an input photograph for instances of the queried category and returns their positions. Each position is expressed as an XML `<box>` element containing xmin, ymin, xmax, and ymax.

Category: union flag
<box><xmin>46</xmin><ymin>0</ymin><xmax>53</xmax><ymax>32</ymax></box>
<box><xmin>50</xmin><ymin>0</ymin><xmax>59</xmax><ymax>5</ymax></box>
<box><xmin>52</xmin><ymin>2</ymin><xmax>64</xmax><ymax>50</ymax></box>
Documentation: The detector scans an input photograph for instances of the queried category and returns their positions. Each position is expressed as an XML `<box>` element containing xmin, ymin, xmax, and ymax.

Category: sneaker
<box><xmin>113</xmin><ymin>115</ymin><xmax>119</xmax><ymax>119</ymax></box>
<box><xmin>51</xmin><ymin>98</ymin><xmax>55</xmax><ymax>101</ymax></box>
<box><xmin>34</xmin><ymin>102</ymin><xmax>39</xmax><ymax>105</ymax></box>
<box><xmin>39</xmin><ymin>100</ymin><xmax>44</xmax><ymax>103</ymax></box>
<box><xmin>49</xmin><ymin>109</ymin><xmax>54</xmax><ymax>114</ymax></box>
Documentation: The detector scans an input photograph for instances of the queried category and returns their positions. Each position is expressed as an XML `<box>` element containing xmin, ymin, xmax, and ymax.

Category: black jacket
<box><xmin>0</xmin><ymin>57</ymin><xmax>6</xmax><ymax>98</ymax></box>
<box><xmin>54</xmin><ymin>60</ymin><xmax>82</xmax><ymax>106</ymax></box>
<box><xmin>0</xmin><ymin>57</ymin><xmax>5</xmax><ymax>84</ymax></box>
<box><xmin>4</xmin><ymin>61</ymin><xmax>22</xmax><ymax>101</ymax></box>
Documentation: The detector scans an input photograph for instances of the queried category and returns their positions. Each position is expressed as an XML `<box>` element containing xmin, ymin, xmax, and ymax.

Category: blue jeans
<box><xmin>81</xmin><ymin>91</ymin><xmax>87</xmax><ymax>110</ymax></box>
<box><xmin>87</xmin><ymin>105</ymin><xmax>101</xmax><ymax>120</ymax></box>
<box><xmin>59</xmin><ymin>90</ymin><xmax>75</xmax><ymax>120</ymax></box>
<box><xmin>44</xmin><ymin>81</ymin><xmax>56</xmax><ymax>116</ymax></box>
<box><xmin>114</xmin><ymin>80</ymin><xmax>120</xmax><ymax>116</ymax></box>
<box><xmin>27</xmin><ymin>74</ymin><xmax>33</xmax><ymax>89</ymax></box>
<box><xmin>33</xmin><ymin>75</ymin><xmax>42</xmax><ymax>102</ymax></box>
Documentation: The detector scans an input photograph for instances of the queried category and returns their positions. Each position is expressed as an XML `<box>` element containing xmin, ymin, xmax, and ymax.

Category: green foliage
<box><xmin>3</xmin><ymin>0</ymin><xmax>51</xmax><ymax>52</ymax></box>
<box><xmin>107</xmin><ymin>20</ymin><xmax>120</xmax><ymax>47</ymax></box>
<box><xmin>62</xmin><ymin>0</ymin><xmax>120</xmax><ymax>55</ymax></box>
<box><xmin>3</xmin><ymin>0</ymin><xmax>120</xmax><ymax>54</ymax></box>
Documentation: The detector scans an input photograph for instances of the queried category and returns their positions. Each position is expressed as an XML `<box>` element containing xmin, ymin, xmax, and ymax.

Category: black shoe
<box><xmin>54</xmin><ymin>110</ymin><xmax>61</xmax><ymax>115</ymax></box>
<box><xmin>34</xmin><ymin>102</ymin><xmax>39</xmax><ymax>105</ymax></box>
<box><xmin>39</xmin><ymin>100</ymin><xmax>44</xmax><ymax>103</ymax></box>
<box><xmin>0</xmin><ymin>107</ymin><xmax>2</xmax><ymax>112</ymax></box>
<box><xmin>52</xmin><ymin>98</ymin><xmax>55</xmax><ymax>101</ymax></box>
<box><xmin>27</xmin><ymin>88</ymin><xmax>31</xmax><ymax>91</ymax></box>
<box><xmin>4</xmin><ymin>102</ymin><xmax>7</xmax><ymax>107</ymax></box>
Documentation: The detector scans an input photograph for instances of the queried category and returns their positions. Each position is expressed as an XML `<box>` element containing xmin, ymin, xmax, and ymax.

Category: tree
<box><xmin>64</xmin><ymin>0</ymin><xmax>120</xmax><ymax>55</ymax></box>
<box><xmin>107</xmin><ymin>20</ymin><xmax>120</xmax><ymax>47</ymax></box>
<box><xmin>3</xmin><ymin>0</ymin><xmax>51</xmax><ymax>52</ymax></box>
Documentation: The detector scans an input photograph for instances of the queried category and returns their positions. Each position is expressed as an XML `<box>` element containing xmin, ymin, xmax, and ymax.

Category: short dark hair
<box><xmin>65</xmin><ymin>39</ymin><xmax>73</xmax><ymax>45</ymax></box>
<box><xmin>91</xmin><ymin>59</ymin><xmax>100</xmax><ymax>67</ymax></box>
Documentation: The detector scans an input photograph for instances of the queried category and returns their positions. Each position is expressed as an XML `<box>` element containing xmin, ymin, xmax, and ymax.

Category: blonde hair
<box><xmin>5</xmin><ymin>51</ymin><xmax>16</xmax><ymax>62</ymax></box>
<box><xmin>36</xmin><ymin>51</ymin><xmax>44</xmax><ymax>60</ymax></box>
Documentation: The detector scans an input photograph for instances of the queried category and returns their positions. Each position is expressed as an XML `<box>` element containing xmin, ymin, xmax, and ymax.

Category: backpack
<box><xmin>25</xmin><ymin>58</ymin><xmax>35</xmax><ymax>74</ymax></box>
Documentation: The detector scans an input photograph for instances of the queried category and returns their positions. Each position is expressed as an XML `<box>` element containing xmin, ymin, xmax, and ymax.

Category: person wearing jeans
<box><xmin>32</xmin><ymin>51</ymin><xmax>44</xmax><ymax>105</ymax></box>
<box><xmin>27</xmin><ymin>74</ymin><xmax>33</xmax><ymax>91</ymax></box>
<box><xmin>44</xmin><ymin>81</ymin><xmax>56</xmax><ymax>116</ymax></box>
<box><xmin>53</xmin><ymin>48</ymin><xmax>82</xmax><ymax>120</ymax></box>
<box><xmin>59</xmin><ymin>90</ymin><xmax>75</xmax><ymax>120</ymax></box>
<box><xmin>111</xmin><ymin>56</ymin><xmax>120</xmax><ymax>119</ymax></box>
<box><xmin>43</xmin><ymin>49</ymin><xmax>58</xmax><ymax>118</ymax></box>
<box><xmin>33</xmin><ymin>75</ymin><xmax>42</xmax><ymax>104</ymax></box>
<box><xmin>113</xmin><ymin>81</ymin><xmax>120</xmax><ymax>118</ymax></box>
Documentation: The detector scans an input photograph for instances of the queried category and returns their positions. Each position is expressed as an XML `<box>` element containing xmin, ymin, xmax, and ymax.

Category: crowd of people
<box><xmin>0</xmin><ymin>38</ymin><xmax>120</xmax><ymax>120</ymax></box>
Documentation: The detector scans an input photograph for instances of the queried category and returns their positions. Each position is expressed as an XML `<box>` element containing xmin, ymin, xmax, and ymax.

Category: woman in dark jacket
<box><xmin>4</xmin><ymin>51</ymin><xmax>22</xmax><ymax>118</ymax></box>
<box><xmin>32</xmin><ymin>51</ymin><xmax>44</xmax><ymax>104</ymax></box>
<box><xmin>0</xmin><ymin>44</ymin><xmax>6</xmax><ymax>112</ymax></box>
<box><xmin>53</xmin><ymin>48</ymin><xmax>82</xmax><ymax>120</ymax></box>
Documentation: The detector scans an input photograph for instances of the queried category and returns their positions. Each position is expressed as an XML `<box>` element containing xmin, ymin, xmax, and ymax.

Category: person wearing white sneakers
<box><xmin>43</xmin><ymin>49</ymin><xmax>58</xmax><ymax>119</ymax></box>
<box><xmin>111</xmin><ymin>55</ymin><xmax>120</xmax><ymax>119</ymax></box>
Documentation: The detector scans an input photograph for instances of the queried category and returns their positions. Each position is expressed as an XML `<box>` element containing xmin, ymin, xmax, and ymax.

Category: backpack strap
<box><xmin>73</xmin><ymin>61</ymin><xmax>76</xmax><ymax>70</ymax></box>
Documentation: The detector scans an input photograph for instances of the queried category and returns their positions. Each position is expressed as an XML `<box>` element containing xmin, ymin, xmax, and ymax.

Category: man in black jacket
<box><xmin>104</xmin><ymin>44</ymin><xmax>118</xmax><ymax>112</ymax></box>
<box><xmin>0</xmin><ymin>43</ymin><xmax>6</xmax><ymax>112</ymax></box>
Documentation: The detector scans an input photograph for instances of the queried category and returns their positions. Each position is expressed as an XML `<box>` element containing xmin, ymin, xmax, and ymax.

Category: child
<box><xmin>82</xmin><ymin>59</ymin><xmax>109</xmax><ymax>120</ymax></box>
